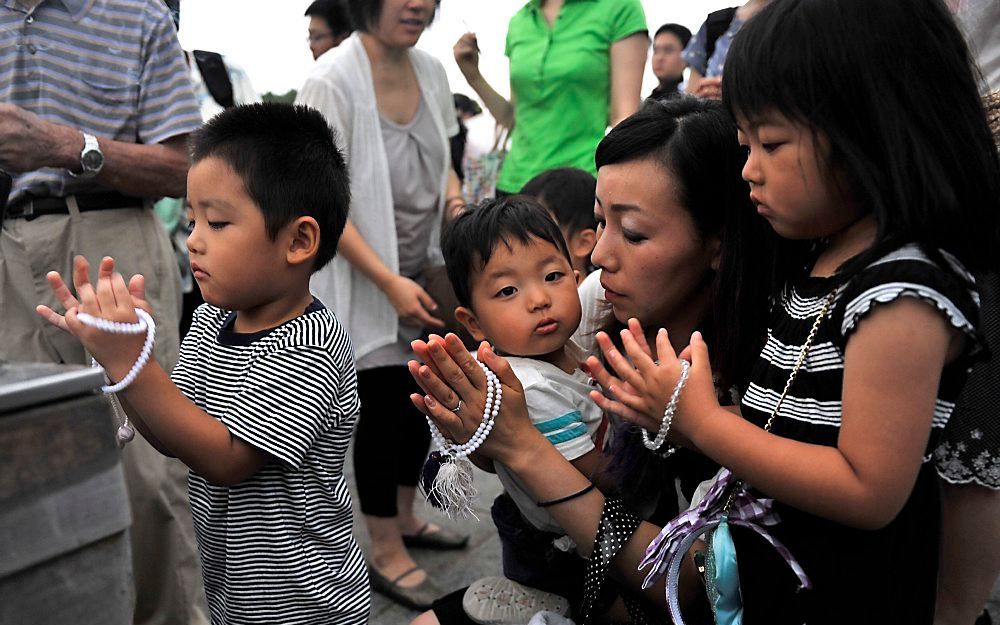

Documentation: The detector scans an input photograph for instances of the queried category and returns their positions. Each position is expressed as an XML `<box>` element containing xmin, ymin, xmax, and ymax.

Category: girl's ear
<box><xmin>454</xmin><ymin>306</ymin><xmax>486</xmax><ymax>342</ymax></box>
<box><xmin>707</xmin><ymin>234</ymin><xmax>722</xmax><ymax>272</ymax></box>
<box><xmin>287</xmin><ymin>216</ymin><xmax>321</xmax><ymax>267</ymax></box>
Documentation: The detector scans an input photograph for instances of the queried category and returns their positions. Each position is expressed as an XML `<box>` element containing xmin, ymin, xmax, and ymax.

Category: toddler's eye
<box><xmin>545</xmin><ymin>271</ymin><xmax>564</xmax><ymax>282</ymax></box>
<box><xmin>208</xmin><ymin>221</ymin><xmax>229</xmax><ymax>230</ymax></box>
<box><xmin>496</xmin><ymin>286</ymin><xmax>517</xmax><ymax>298</ymax></box>
<box><xmin>186</xmin><ymin>219</ymin><xmax>195</xmax><ymax>230</ymax></box>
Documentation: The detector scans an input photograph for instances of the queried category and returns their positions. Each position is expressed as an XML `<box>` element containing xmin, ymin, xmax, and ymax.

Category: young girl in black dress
<box><xmin>588</xmin><ymin>0</ymin><xmax>1000</xmax><ymax>622</ymax></box>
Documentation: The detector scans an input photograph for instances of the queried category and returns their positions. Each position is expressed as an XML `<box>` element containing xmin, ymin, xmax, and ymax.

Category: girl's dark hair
<box><xmin>519</xmin><ymin>167</ymin><xmax>598</xmax><ymax>236</ymax></box>
<box><xmin>595</xmin><ymin>97</ymin><xmax>775</xmax><ymax>392</ymax></box>
<box><xmin>349</xmin><ymin>0</ymin><xmax>440</xmax><ymax>33</ymax></box>
<box><xmin>723</xmin><ymin>0</ymin><xmax>1000</xmax><ymax>279</ymax></box>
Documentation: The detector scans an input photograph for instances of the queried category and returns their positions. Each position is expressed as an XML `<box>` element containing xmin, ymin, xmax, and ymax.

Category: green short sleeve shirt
<box><xmin>498</xmin><ymin>0</ymin><xmax>647</xmax><ymax>193</ymax></box>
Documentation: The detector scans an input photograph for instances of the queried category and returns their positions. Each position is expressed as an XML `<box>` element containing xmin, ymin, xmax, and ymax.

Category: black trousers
<box><xmin>354</xmin><ymin>365</ymin><xmax>431</xmax><ymax>517</ymax></box>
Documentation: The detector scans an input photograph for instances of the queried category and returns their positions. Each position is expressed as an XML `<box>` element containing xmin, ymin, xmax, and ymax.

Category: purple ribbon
<box><xmin>639</xmin><ymin>469</ymin><xmax>812</xmax><ymax>621</ymax></box>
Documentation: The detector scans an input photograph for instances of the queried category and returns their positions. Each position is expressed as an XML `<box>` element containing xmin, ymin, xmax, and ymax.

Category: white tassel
<box><xmin>430</xmin><ymin>456</ymin><xmax>479</xmax><ymax>520</ymax></box>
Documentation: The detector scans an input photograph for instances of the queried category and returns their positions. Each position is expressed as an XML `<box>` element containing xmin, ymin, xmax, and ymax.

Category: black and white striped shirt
<box><xmin>735</xmin><ymin>244</ymin><xmax>981</xmax><ymax>624</ymax></box>
<box><xmin>172</xmin><ymin>302</ymin><xmax>370</xmax><ymax>625</ymax></box>
<box><xmin>743</xmin><ymin>244</ymin><xmax>980</xmax><ymax>451</ymax></box>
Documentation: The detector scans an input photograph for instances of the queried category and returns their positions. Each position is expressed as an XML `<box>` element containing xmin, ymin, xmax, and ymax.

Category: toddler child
<box><xmin>441</xmin><ymin>196</ymin><xmax>607</xmax><ymax>609</ymax></box>
<box><xmin>36</xmin><ymin>102</ymin><xmax>370</xmax><ymax>625</ymax></box>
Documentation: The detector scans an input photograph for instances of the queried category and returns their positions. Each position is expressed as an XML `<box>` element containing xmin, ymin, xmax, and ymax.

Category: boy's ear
<box><xmin>569</xmin><ymin>228</ymin><xmax>597</xmax><ymax>261</ymax></box>
<box><xmin>707</xmin><ymin>234</ymin><xmax>722</xmax><ymax>272</ymax></box>
<box><xmin>454</xmin><ymin>306</ymin><xmax>486</xmax><ymax>342</ymax></box>
<box><xmin>286</xmin><ymin>216</ymin><xmax>320</xmax><ymax>267</ymax></box>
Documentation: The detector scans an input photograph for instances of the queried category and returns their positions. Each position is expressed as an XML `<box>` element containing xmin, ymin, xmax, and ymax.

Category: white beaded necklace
<box><xmin>422</xmin><ymin>360</ymin><xmax>501</xmax><ymax>519</ymax></box>
<box><xmin>76</xmin><ymin>308</ymin><xmax>156</xmax><ymax>448</ymax></box>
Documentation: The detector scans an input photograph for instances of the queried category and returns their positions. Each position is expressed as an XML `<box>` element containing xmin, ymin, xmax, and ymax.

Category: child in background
<box><xmin>519</xmin><ymin>167</ymin><xmax>598</xmax><ymax>277</ymax></box>
<box><xmin>589</xmin><ymin>0</ymin><xmax>1000</xmax><ymax>622</ymax></box>
<box><xmin>36</xmin><ymin>103</ymin><xmax>370</xmax><ymax>625</ymax></box>
<box><xmin>440</xmin><ymin>196</ymin><xmax>608</xmax><ymax>618</ymax></box>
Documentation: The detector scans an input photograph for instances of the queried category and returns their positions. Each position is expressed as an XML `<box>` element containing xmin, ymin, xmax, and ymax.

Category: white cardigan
<box><xmin>296</xmin><ymin>34</ymin><xmax>458</xmax><ymax>360</ymax></box>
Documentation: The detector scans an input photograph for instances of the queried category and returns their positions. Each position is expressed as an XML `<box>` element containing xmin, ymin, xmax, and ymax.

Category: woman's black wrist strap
<box><xmin>537</xmin><ymin>482</ymin><xmax>595</xmax><ymax>508</ymax></box>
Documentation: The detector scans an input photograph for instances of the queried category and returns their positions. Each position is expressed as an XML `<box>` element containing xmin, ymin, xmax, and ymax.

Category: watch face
<box><xmin>82</xmin><ymin>149</ymin><xmax>103</xmax><ymax>171</ymax></box>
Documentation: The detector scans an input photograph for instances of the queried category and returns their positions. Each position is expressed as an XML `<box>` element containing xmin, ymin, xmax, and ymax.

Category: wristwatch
<box><xmin>68</xmin><ymin>132</ymin><xmax>104</xmax><ymax>178</ymax></box>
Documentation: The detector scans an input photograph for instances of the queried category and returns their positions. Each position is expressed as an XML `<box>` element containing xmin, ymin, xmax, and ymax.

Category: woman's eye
<box><xmin>623</xmin><ymin>229</ymin><xmax>646</xmax><ymax>244</ymax></box>
<box><xmin>545</xmin><ymin>271</ymin><xmax>564</xmax><ymax>282</ymax></box>
<box><xmin>496</xmin><ymin>286</ymin><xmax>517</xmax><ymax>298</ymax></box>
<box><xmin>762</xmin><ymin>142</ymin><xmax>783</xmax><ymax>153</ymax></box>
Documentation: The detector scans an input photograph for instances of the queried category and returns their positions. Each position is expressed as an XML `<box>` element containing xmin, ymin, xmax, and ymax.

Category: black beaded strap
<box><xmin>580</xmin><ymin>497</ymin><xmax>643</xmax><ymax>624</ymax></box>
<box><xmin>537</xmin><ymin>482</ymin><xmax>595</xmax><ymax>508</ymax></box>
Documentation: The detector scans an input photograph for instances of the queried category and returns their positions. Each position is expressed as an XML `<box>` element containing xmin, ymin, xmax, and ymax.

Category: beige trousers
<box><xmin>0</xmin><ymin>203</ymin><xmax>209</xmax><ymax>625</ymax></box>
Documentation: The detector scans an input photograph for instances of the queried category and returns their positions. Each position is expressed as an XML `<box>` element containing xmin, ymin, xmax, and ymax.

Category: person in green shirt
<box><xmin>454</xmin><ymin>0</ymin><xmax>648</xmax><ymax>195</ymax></box>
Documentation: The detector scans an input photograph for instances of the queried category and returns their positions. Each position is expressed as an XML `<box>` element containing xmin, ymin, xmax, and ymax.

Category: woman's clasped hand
<box><xmin>408</xmin><ymin>334</ymin><xmax>539</xmax><ymax>465</ymax></box>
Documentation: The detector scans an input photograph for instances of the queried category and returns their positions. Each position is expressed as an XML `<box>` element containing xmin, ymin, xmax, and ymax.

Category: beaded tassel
<box><xmin>421</xmin><ymin>359</ymin><xmax>501</xmax><ymax>520</ymax></box>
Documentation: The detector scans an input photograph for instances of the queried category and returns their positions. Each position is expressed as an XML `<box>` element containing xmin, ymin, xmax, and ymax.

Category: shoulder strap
<box><xmin>192</xmin><ymin>50</ymin><xmax>235</xmax><ymax>109</ymax></box>
<box><xmin>704</xmin><ymin>7</ymin><xmax>738</xmax><ymax>60</ymax></box>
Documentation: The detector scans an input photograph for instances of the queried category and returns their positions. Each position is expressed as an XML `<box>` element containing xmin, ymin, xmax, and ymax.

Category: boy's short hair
<box><xmin>190</xmin><ymin>102</ymin><xmax>350</xmax><ymax>271</ymax></box>
<box><xmin>519</xmin><ymin>167</ymin><xmax>597</xmax><ymax>236</ymax></box>
<box><xmin>443</xmin><ymin>196</ymin><xmax>572</xmax><ymax>309</ymax></box>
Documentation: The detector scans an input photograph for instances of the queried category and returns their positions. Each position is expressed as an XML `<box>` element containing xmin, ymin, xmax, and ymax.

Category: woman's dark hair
<box><xmin>595</xmin><ymin>97</ymin><xmax>775</xmax><ymax>392</ymax></box>
<box><xmin>519</xmin><ymin>167</ymin><xmax>598</xmax><ymax>236</ymax></box>
<box><xmin>349</xmin><ymin>0</ymin><xmax>440</xmax><ymax>33</ymax></box>
<box><xmin>723</xmin><ymin>0</ymin><xmax>1000</xmax><ymax>279</ymax></box>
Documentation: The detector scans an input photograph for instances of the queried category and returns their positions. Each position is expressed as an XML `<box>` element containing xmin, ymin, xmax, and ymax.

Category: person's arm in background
<box><xmin>454</xmin><ymin>33</ymin><xmax>515</xmax><ymax>129</ymax></box>
<box><xmin>0</xmin><ymin>104</ymin><xmax>190</xmax><ymax>198</ymax></box>
<box><xmin>445</xmin><ymin>168</ymin><xmax>465</xmax><ymax>220</ymax></box>
<box><xmin>685</xmin><ymin>68</ymin><xmax>705</xmax><ymax>96</ymax></box>
<box><xmin>609</xmin><ymin>32</ymin><xmax>649</xmax><ymax>125</ymax></box>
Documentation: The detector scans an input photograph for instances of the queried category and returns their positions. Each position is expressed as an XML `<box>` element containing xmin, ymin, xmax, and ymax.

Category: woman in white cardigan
<box><xmin>296</xmin><ymin>0</ymin><xmax>466</xmax><ymax>611</ymax></box>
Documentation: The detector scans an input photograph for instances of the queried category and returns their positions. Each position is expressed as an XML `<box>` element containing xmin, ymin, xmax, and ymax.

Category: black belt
<box><xmin>4</xmin><ymin>192</ymin><xmax>146</xmax><ymax>221</ymax></box>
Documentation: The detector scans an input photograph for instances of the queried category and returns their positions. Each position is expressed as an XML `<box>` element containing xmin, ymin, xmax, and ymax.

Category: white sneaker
<box><xmin>463</xmin><ymin>577</ymin><xmax>571</xmax><ymax>625</ymax></box>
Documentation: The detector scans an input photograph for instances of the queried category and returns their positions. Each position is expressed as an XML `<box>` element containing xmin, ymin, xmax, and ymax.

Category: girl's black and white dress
<box><xmin>736</xmin><ymin>244</ymin><xmax>981</xmax><ymax>625</ymax></box>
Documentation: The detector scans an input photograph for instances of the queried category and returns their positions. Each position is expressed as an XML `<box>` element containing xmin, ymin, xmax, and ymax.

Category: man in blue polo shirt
<box><xmin>0</xmin><ymin>1</ymin><xmax>208</xmax><ymax>623</ymax></box>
